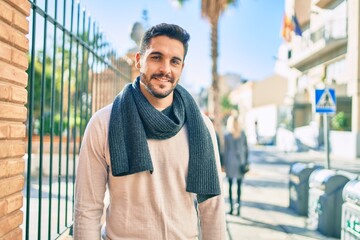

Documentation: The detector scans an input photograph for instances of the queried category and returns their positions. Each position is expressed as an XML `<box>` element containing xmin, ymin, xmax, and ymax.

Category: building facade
<box><xmin>283</xmin><ymin>0</ymin><xmax>360</xmax><ymax>158</ymax></box>
<box><xmin>229</xmin><ymin>74</ymin><xmax>288</xmax><ymax>144</ymax></box>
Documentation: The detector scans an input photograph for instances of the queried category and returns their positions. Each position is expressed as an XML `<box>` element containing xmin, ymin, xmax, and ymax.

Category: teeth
<box><xmin>156</xmin><ymin>77</ymin><xmax>169</xmax><ymax>82</ymax></box>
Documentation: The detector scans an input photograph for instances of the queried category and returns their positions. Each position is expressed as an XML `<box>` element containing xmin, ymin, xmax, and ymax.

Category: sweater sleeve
<box><xmin>74</xmin><ymin>109</ymin><xmax>109</xmax><ymax>240</ymax></box>
<box><xmin>198</xmin><ymin>115</ymin><xmax>227</xmax><ymax>240</ymax></box>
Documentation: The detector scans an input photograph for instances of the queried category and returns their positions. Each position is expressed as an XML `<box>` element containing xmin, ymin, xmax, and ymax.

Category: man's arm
<box><xmin>73</xmin><ymin>111</ymin><xmax>109</xmax><ymax>239</ymax></box>
<box><xmin>198</xmin><ymin>116</ymin><xmax>226</xmax><ymax>240</ymax></box>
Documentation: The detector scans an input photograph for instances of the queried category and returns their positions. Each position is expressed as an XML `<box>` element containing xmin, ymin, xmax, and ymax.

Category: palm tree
<box><xmin>176</xmin><ymin>0</ymin><xmax>237</xmax><ymax>134</ymax></box>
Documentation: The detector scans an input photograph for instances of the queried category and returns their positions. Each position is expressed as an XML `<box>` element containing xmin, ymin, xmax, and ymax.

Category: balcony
<box><xmin>294</xmin><ymin>0</ymin><xmax>311</xmax><ymax>25</ymax></box>
<box><xmin>314</xmin><ymin>0</ymin><xmax>334</xmax><ymax>8</ymax></box>
<box><xmin>289</xmin><ymin>18</ymin><xmax>347</xmax><ymax>71</ymax></box>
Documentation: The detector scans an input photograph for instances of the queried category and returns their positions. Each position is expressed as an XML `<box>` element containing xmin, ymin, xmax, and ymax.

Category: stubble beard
<box><xmin>140</xmin><ymin>72</ymin><xmax>178</xmax><ymax>99</ymax></box>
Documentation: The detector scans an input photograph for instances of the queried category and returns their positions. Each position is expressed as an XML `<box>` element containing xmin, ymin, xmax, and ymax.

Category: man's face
<box><xmin>136</xmin><ymin>35</ymin><xmax>185</xmax><ymax>101</ymax></box>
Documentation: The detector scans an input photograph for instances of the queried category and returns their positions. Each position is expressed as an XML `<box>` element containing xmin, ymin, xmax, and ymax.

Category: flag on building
<box><xmin>281</xmin><ymin>13</ymin><xmax>293</xmax><ymax>42</ymax></box>
<box><xmin>292</xmin><ymin>14</ymin><xmax>302</xmax><ymax>37</ymax></box>
<box><xmin>281</xmin><ymin>13</ymin><xmax>302</xmax><ymax>42</ymax></box>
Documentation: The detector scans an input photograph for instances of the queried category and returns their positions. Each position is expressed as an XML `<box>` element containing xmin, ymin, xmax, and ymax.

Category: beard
<box><xmin>140</xmin><ymin>72</ymin><xmax>178</xmax><ymax>99</ymax></box>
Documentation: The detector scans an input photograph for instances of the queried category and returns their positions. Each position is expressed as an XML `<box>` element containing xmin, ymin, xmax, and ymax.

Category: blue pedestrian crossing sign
<box><xmin>315</xmin><ymin>88</ymin><xmax>336</xmax><ymax>113</ymax></box>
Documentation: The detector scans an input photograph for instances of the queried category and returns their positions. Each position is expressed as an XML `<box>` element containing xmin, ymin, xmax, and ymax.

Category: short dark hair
<box><xmin>139</xmin><ymin>23</ymin><xmax>190</xmax><ymax>60</ymax></box>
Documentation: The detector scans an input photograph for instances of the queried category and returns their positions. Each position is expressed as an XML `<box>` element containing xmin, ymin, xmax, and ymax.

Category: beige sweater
<box><xmin>74</xmin><ymin>104</ymin><xmax>226</xmax><ymax>240</ymax></box>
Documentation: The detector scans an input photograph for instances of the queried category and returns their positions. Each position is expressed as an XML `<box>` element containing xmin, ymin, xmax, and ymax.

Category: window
<box><xmin>297</xmin><ymin>74</ymin><xmax>309</xmax><ymax>92</ymax></box>
<box><xmin>325</xmin><ymin>58</ymin><xmax>346</xmax><ymax>84</ymax></box>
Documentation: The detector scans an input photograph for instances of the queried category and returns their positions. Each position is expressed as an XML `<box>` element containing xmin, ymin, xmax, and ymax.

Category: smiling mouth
<box><xmin>154</xmin><ymin>77</ymin><xmax>172</xmax><ymax>83</ymax></box>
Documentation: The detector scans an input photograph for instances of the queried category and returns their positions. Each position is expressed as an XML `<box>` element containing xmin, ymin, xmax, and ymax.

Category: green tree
<box><xmin>27</xmin><ymin>50</ymin><xmax>64</xmax><ymax>136</ymax></box>
<box><xmin>221</xmin><ymin>93</ymin><xmax>238</xmax><ymax>116</ymax></box>
<box><xmin>175</xmin><ymin>0</ymin><xmax>237</xmax><ymax>133</ymax></box>
<box><xmin>27</xmin><ymin>52</ymin><xmax>53</xmax><ymax>119</ymax></box>
<box><xmin>331</xmin><ymin>111</ymin><xmax>350</xmax><ymax>131</ymax></box>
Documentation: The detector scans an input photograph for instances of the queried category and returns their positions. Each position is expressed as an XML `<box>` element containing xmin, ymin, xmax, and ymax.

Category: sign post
<box><xmin>314</xmin><ymin>88</ymin><xmax>336</xmax><ymax>169</ymax></box>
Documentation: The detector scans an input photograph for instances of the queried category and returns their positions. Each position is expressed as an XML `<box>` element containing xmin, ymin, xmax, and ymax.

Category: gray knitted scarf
<box><xmin>108</xmin><ymin>77</ymin><xmax>220</xmax><ymax>202</ymax></box>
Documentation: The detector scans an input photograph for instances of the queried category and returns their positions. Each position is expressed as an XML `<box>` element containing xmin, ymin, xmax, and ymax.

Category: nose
<box><xmin>159</xmin><ymin>60</ymin><xmax>171</xmax><ymax>74</ymax></box>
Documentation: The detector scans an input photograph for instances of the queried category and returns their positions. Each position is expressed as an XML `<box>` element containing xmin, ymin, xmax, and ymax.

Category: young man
<box><xmin>74</xmin><ymin>23</ymin><xmax>226</xmax><ymax>240</ymax></box>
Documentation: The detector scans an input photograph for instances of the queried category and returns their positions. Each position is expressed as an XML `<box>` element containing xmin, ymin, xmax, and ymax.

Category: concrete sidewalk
<box><xmin>222</xmin><ymin>146</ymin><xmax>351</xmax><ymax>240</ymax></box>
<box><xmin>257</xmin><ymin>145</ymin><xmax>360</xmax><ymax>175</ymax></box>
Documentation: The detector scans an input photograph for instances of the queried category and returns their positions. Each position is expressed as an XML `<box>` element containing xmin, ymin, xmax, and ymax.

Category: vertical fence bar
<box><xmin>90</xmin><ymin>21</ymin><xmax>96</xmax><ymax>115</ymax></box>
<box><xmin>71</xmin><ymin>3</ymin><xmax>81</xmax><ymax>219</ymax></box>
<box><xmin>65</xmin><ymin>0</ymin><xmax>75</xmax><ymax>227</ymax></box>
<box><xmin>57</xmin><ymin>0</ymin><xmax>67</xmax><ymax>234</ymax></box>
<box><xmin>48</xmin><ymin>0</ymin><xmax>58</xmax><ymax>238</ymax></box>
<box><xmin>78</xmin><ymin>8</ymin><xmax>86</xmax><ymax>148</ymax></box>
<box><xmin>85</xmin><ymin>14</ymin><xmax>91</xmax><ymax>125</ymax></box>
<box><xmin>106</xmin><ymin>44</ymin><xmax>109</xmax><ymax>104</ymax></box>
<box><xmin>38</xmin><ymin>0</ymin><xmax>49</xmax><ymax>238</ymax></box>
<box><xmin>72</xmin><ymin>6</ymin><xmax>86</xmax><ymax>208</ymax></box>
<box><xmin>95</xmin><ymin>25</ymin><xmax>100</xmax><ymax>112</ymax></box>
<box><xmin>99</xmin><ymin>32</ymin><xmax>104</xmax><ymax>108</ymax></box>
<box><xmin>71</xmin><ymin>0</ymin><xmax>80</xmax><ymax>210</ymax></box>
<box><xmin>26</xmin><ymin>1</ymin><xmax>37</xmax><ymax>239</ymax></box>
<box><xmin>96</xmin><ymin>29</ymin><xmax>101</xmax><ymax>110</ymax></box>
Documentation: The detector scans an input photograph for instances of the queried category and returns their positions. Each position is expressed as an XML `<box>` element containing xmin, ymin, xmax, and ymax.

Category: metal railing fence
<box><xmin>24</xmin><ymin>0</ymin><xmax>131</xmax><ymax>239</ymax></box>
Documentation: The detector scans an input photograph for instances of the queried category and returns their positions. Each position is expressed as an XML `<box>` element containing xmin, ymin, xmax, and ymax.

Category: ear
<box><xmin>135</xmin><ymin>52</ymin><xmax>141</xmax><ymax>69</ymax></box>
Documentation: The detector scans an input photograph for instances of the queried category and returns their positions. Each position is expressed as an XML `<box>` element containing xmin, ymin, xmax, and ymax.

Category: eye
<box><xmin>171</xmin><ymin>58</ymin><xmax>181</xmax><ymax>65</ymax></box>
<box><xmin>151</xmin><ymin>55</ymin><xmax>161</xmax><ymax>61</ymax></box>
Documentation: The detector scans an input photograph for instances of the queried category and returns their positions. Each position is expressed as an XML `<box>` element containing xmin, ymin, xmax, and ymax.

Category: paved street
<box><xmin>223</xmin><ymin>146</ymin><xmax>347</xmax><ymax>240</ymax></box>
<box><xmin>23</xmin><ymin>146</ymin><xmax>359</xmax><ymax>239</ymax></box>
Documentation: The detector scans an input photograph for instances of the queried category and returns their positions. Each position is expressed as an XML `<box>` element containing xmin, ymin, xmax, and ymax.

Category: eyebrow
<box><xmin>149</xmin><ymin>51</ymin><xmax>183</xmax><ymax>62</ymax></box>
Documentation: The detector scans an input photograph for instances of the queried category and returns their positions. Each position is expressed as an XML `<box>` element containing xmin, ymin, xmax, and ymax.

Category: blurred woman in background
<box><xmin>224</xmin><ymin>114</ymin><xmax>249</xmax><ymax>216</ymax></box>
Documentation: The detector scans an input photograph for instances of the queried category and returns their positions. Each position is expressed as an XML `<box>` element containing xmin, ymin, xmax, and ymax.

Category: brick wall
<box><xmin>0</xmin><ymin>0</ymin><xmax>30</xmax><ymax>239</ymax></box>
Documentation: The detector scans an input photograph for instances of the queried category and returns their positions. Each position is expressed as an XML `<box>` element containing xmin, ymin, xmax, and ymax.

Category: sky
<box><xmin>46</xmin><ymin>0</ymin><xmax>285</xmax><ymax>92</ymax></box>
